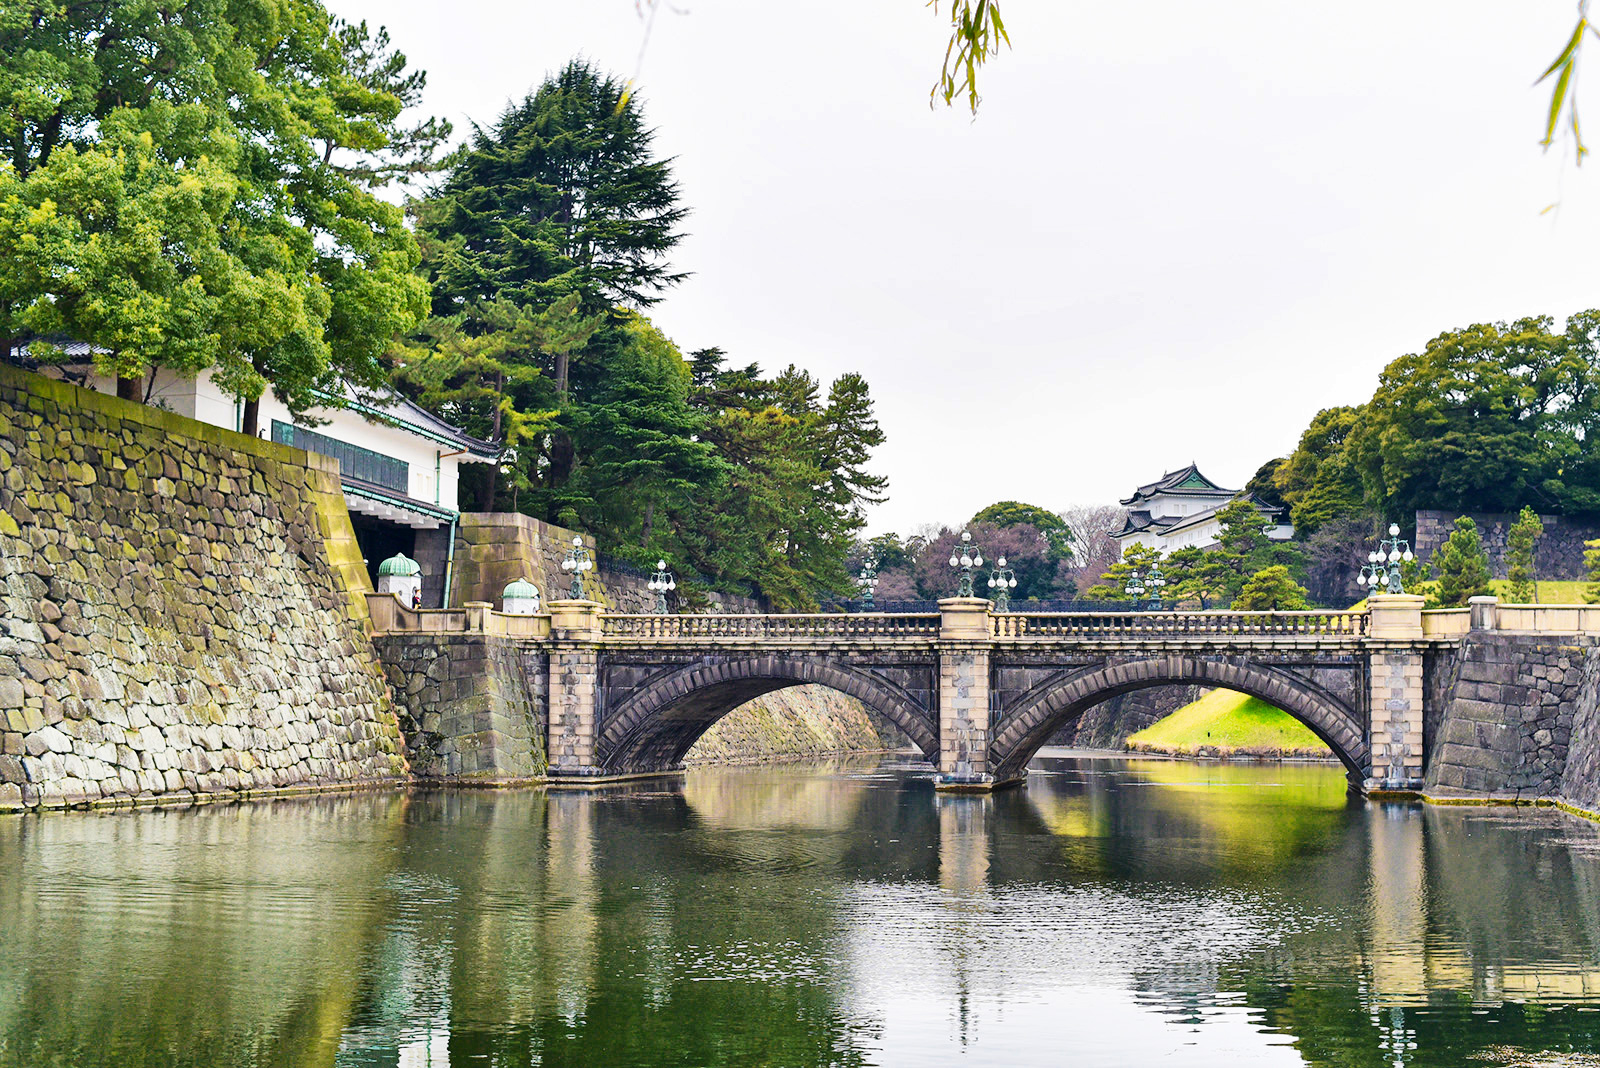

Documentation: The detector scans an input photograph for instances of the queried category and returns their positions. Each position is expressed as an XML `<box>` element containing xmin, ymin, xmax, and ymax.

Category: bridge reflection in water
<box><xmin>5</xmin><ymin>759</ymin><xmax>1600</xmax><ymax>1067</ymax></box>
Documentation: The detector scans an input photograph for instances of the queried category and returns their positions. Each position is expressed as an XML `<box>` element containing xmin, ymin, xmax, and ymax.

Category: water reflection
<box><xmin>4</xmin><ymin>758</ymin><xmax>1600</xmax><ymax>1066</ymax></box>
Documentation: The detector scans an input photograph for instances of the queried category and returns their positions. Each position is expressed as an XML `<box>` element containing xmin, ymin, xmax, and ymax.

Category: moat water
<box><xmin>5</xmin><ymin>754</ymin><xmax>1600</xmax><ymax>1067</ymax></box>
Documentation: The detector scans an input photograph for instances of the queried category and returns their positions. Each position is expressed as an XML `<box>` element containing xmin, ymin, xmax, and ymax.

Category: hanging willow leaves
<box><xmin>930</xmin><ymin>0</ymin><xmax>1011</xmax><ymax>112</ymax></box>
<box><xmin>1539</xmin><ymin>5</ymin><xmax>1596</xmax><ymax>164</ymax></box>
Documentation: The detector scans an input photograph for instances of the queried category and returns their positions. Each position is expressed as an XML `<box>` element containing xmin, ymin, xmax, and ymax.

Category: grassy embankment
<box><xmin>1125</xmin><ymin>689</ymin><xmax>1333</xmax><ymax>759</ymax></box>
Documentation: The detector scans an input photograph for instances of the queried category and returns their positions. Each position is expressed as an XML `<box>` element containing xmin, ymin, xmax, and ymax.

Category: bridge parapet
<box><xmin>600</xmin><ymin>612</ymin><xmax>940</xmax><ymax>642</ymax></box>
<box><xmin>991</xmin><ymin>610</ymin><xmax>1367</xmax><ymax>641</ymax></box>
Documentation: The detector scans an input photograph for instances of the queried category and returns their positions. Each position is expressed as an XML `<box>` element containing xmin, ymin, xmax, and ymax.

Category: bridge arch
<box><xmin>596</xmin><ymin>655</ymin><xmax>939</xmax><ymax>774</ymax></box>
<box><xmin>989</xmin><ymin>656</ymin><xmax>1368</xmax><ymax>782</ymax></box>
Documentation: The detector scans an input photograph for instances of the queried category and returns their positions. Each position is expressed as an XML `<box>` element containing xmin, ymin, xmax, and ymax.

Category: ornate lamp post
<box><xmin>560</xmin><ymin>535</ymin><xmax>595</xmax><ymax>599</ymax></box>
<box><xmin>1124</xmin><ymin>560</ymin><xmax>1166</xmax><ymax>607</ymax></box>
<box><xmin>986</xmin><ymin>555</ymin><xmax>1017</xmax><ymax>612</ymax></box>
<box><xmin>947</xmin><ymin>531</ymin><xmax>985</xmax><ymax>598</ymax></box>
<box><xmin>1357</xmin><ymin>523</ymin><xmax>1414</xmax><ymax>595</ymax></box>
<box><xmin>857</xmin><ymin>559</ymin><xmax>879</xmax><ymax>611</ymax></box>
<box><xmin>647</xmin><ymin>559</ymin><xmax>676</xmax><ymax>614</ymax></box>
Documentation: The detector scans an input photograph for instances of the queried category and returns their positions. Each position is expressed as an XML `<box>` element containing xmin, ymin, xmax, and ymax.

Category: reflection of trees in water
<box><xmin>12</xmin><ymin>765</ymin><xmax>1600</xmax><ymax>1068</ymax></box>
<box><xmin>0</xmin><ymin>794</ymin><xmax>407</xmax><ymax>1068</ymax></box>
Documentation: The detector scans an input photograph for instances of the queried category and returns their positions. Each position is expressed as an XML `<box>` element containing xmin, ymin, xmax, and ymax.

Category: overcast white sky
<box><xmin>338</xmin><ymin>0</ymin><xmax>1598</xmax><ymax>535</ymax></box>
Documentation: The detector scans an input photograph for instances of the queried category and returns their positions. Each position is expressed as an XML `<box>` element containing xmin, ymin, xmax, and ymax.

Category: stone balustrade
<box><xmin>364</xmin><ymin>592</ymin><xmax>552</xmax><ymax>640</ymax></box>
<box><xmin>600</xmin><ymin>612</ymin><xmax>941</xmax><ymax>641</ymax></box>
<box><xmin>991</xmin><ymin>610</ymin><xmax>1368</xmax><ymax>640</ymax></box>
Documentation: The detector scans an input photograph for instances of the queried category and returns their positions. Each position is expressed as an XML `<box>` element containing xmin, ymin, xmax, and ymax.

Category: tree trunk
<box><xmin>640</xmin><ymin>500</ymin><xmax>655</xmax><ymax>548</ymax></box>
<box><xmin>116</xmin><ymin>375</ymin><xmax>141</xmax><ymax>401</ymax></box>
<box><xmin>241</xmin><ymin>397</ymin><xmax>260</xmax><ymax>437</ymax></box>
<box><xmin>484</xmin><ymin>371</ymin><xmax>503</xmax><ymax>510</ymax></box>
<box><xmin>555</xmin><ymin>352</ymin><xmax>570</xmax><ymax>399</ymax></box>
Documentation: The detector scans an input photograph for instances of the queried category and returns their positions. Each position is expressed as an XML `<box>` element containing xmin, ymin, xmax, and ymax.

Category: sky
<box><xmin>337</xmin><ymin>0</ymin><xmax>1600</xmax><ymax>536</ymax></box>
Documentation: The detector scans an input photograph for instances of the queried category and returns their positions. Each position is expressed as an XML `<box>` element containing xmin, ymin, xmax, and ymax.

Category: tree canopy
<box><xmin>0</xmin><ymin>1</ymin><xmax>443</xmax><ymax>418</ymax></box>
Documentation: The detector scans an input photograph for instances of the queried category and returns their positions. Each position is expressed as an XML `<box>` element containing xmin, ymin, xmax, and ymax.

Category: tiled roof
<box><xmin>1120</xmin><ymin>462</ymin><xmax>1237</xmax><ymax>506</ymax></box>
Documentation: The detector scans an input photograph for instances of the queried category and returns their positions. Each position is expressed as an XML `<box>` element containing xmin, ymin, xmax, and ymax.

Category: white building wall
<box><xmin>60</xmin><ymin>368</ymin><xmax>477</xmax><ymax>514</ymax></box>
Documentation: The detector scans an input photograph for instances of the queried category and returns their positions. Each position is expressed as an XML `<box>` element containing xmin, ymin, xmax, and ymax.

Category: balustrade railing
<box><xmin>991</xmin><ymin>610</ymin><xmax>1368</xmax><ymax>640</ymax></box>
<box><xmin>602</xmin><ymin>613</ymin><xmax>940</xmax><ymax>640</ymax></box>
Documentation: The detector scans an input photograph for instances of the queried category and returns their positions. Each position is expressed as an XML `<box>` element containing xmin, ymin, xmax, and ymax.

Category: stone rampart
<box><xmin>1415</xmin><ymin>509</ymin><xmax>1600</xmax><ymax>580</ymax></box>
<box><xmin>1425</xmin><ymin>633</ymin><xmax>1599</xmax><ymax>799</ymax></box>
<box><xmin>0</xmin><ymin>365</ymin><xmax>407</xmax><ymax>810</ymax></box>
<box><xmin>373</xmin><ymin>633</ymin><xmax>545</xmax><ymax>780</ymax></box>
<box><xmin>685</xmin><ymin>685</ymin><xmax>887</xmax><ymax>765</ymax></box>
<box><xmin>450</xmin><ymin>511</ymin><xmax>761</xmax><ymax>613</ymax></box>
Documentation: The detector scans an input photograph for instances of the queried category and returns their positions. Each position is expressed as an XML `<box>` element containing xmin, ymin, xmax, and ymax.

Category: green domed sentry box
<box><xmin>502</xmin><ymin>577</ymin><xmax>541</xmax><ymax>615</ymax></box>
<box><xmin>377</xmin><ymin>552</ymin><xmax>423</xmax><ymax>603</ymax></box>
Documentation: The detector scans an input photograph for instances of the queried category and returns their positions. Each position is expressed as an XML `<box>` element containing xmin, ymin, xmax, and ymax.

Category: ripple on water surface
<box><xmin>4</xmin><ymin>759</ymin><xmax>1600</xmax><ymax>1067</ymax></box>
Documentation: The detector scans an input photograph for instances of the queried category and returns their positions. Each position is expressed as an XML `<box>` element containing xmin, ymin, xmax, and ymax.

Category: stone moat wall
<box><xmin>1424</xmin><ymin>632</ymin><xmax>1600</xmax><ymax>812</ymax></box>
<box><xmin>686</xmin><ymin>685</ymin><xmax>887</xmax><ymax>765</ymax></box>
<box><xmin>374</xmin><ymin>634</ymin><xmax>546</xmax><ymax>781</ymax></box>
<box><xmin>0</xmin><ymin>366</ymin><xmax>407</xmax><ymax>811</ymax></box>
<box><xmin>450</xmin><ymin>512</ymin><xmax>761</xmax><ymax>614</ymax></box>
<box><xmin>1414</xmin><ymin>509</ymin><xmax>1600</xmax><ymax>581</ymax></box>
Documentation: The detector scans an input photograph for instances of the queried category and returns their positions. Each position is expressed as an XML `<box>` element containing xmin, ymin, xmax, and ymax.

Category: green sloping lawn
<box><xmin>1126</xmin><ymin>689</ymin><xmax>1332</xmax><ymax>756</ymax></box>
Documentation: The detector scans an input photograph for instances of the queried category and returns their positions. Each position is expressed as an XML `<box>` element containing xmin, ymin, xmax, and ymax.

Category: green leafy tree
<box><xmin>1191</xmin><ymin>497</ymin><xmax>1305</xmax><ymax>604</ymax></box>
<box><xmin>1244</xmin><ymin>458</ymin><xmax>1288</xmax><ymax>510</ymax></box>
<box><xmin>678</xmin><ymin>350</ymin><xmax>888</xmax><ymax>610</ymax></box>
<box><xmin>970</xmin><ymin>501</ymin><xmax>1074</xmax><ymax>560</ymax></box>
<box><xmin>392</xmin><ymin>293</ymin><xmax>601</xmax><ymax>509</ymax></box>
<box><xmin>1505</xmin><ymin>506</ymin><xmax>1544</xmax><ymax>604</ymax></box>
<box><xmin>414</xmin><ymin>58</ymin><xmax>689</xmax><ymax>499</ymax></box>
<box><xmin>417</xmin><ymin>58</ymin><xmax>685</xmax><ymax>325</ymax></box>
<box><xmin>1352</xmin><ymin>314</ymin><xmax>1600</xmax><ymax>517</ymax></box>
<box><xmin>0</xmin><ymin>2</ymin><xmax>443</xmax><ymax>418</ymax></box>
<box><xmin>563</xmin><ymin>314</ymin><xmax>725</xmax><ymax>551</ymax></box>
<box><xmin>1274</xmin><ymin>406</ymin><xmax>1368</xmax><ymax>535</ymax></box>
<box><xmin>1085</xmin><ymin>543</ymin><xmax>1163</xmax><ymax>600</ymax></box>
<box><xmin>1233</xmin><ymin>566</ymin><xmax>1311</xmax><ymax>611</ymax></box>
<box><xmin>1432</xmin><ymin>516</ymin><xmax>1493</xmax><ymax>607</ymax></box>
<box><xmin>1585</xmin><ymin>539</ymin><xmax>1600</xmax><ymax>605</ymax></box>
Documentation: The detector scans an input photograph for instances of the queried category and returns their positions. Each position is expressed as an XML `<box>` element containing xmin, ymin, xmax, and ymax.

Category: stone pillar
<box><xmin>1469</xmin><ymin>595</ymin><xmax>1499</xmax><ymax>631</ymax></box>
<box><xmin>1367</xmin><ymin>594</ymin><xmax>1426</xmax><ymax>792</ymax></box>
<box><xmin>546</xmin><ymin>600</ymin><xmax>604</xmax><ymax>777</ymax></box>
<box><xmin>936</xmin><ymin>597</ymin><xmax>995</xmax><ymax>787</ymax></box>
<box><xmin>464</xmin><ymin>600</ymin><xmax>491</xmax><ymax>632</ymax></box>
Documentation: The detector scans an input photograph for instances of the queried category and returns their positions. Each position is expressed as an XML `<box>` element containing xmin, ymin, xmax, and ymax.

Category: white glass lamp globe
<box><xmin>960</xmin><ymin>554</ymin><xmax>972</xmax><ymax>567</ymax></box>
<box><xmin>1389</xmin><ymin>550</ymin><xmax>1400</xmax><ymax>563</ymax></box>
<box><xmin>1389</xmin><ymin>524</ymin><xmax>1400</xmax><ymax>537</ymax></box>
<box><xmin>1369</xmin><ymin>551</ymin><xmax>1380</xmax><ymax>563</ymax></box>
<box><xmin>987</xmin><ymin>578</ymin><xmax>996</xmax><ymax>588</ymax></box>
<box><xmin>657</xmin><ymin>560</ymin><xmax>667</xmax><ymax>570</ymax></box>
<box><xmin>949</xmin><ymin>554</ymin><xmax>958</xmax><ymax>567</ymax></box>
<box><xmin>561</xmin><ymin>559</ymin><xmax>573</xmax><ymax>571</ymax></box>
<box><xmin>1357</xmin><ymin>573</ymin><xmax>1367</xmax><ymax>586</ymax></box>
<box><xmin>573</xmin><ymin>536</ymin><xmax>583</xmax><ymax>547</ymax></box>
<box><xmin>1403</xmin><ymin>550</ymin><xmax>1414</xmax><ymax>562</ymax></box>
<box><xmin>961</xmin><ymin>531</ymin><xmax>971</xmax><ymax>543</ymax></box>
<box><xmin>1380</xmin><ymin>572</ymin><xmax>1391</xmax><ymax>586</ymax></box>
<box><xmin>1008</xmin><ymin>578</ymin><xmax>1018</xmax><ymax>588</ymax></box>
<box><xmin>974</xmin><ymin>554</ymin><xmax>984</xmax><ymax>567</ymax></box>
<box><xmin>997</xmin><ymin>556</ymin><xmax>1007</xmax><ymax>568</ymax></box>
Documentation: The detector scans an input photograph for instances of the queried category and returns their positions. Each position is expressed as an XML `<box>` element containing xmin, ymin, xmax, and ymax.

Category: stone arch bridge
<box><xmin>368</xmin><ymin>595</ymin><xmax>1508</xmax><ymax>793</ymax></box>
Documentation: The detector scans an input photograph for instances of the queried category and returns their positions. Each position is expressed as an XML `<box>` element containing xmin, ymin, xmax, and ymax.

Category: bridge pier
<box><xmin>934</xmin><ymin>598</ymin><xmax>1025</xmax><ymax>791</ymax></box>
<box><xmin>1366</xmin><ymin>596</ymin><xmax>1427</xmax><ymax>794</ymax></box>
<box><xmin>547</xmin><ymin>600</ymin><xmax>607</xmax><ymax>779</ymax></box>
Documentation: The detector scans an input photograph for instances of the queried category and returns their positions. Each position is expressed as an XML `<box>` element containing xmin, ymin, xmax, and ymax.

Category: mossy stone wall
<box><xmin>0</xmin><ymin>365</ymin><xmax>407</xmax><ymax>810</ymax></box>
<box><xmin>686</xmin><ymin>685</ymin><xmax>887</xmax><ymax>766</ymax></box>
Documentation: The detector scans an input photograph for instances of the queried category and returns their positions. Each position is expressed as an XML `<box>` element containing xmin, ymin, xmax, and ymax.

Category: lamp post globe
<box><xmin>949</xmin><ymin>531</ymin><xmax>986</xmax><ymax>598</ymax></box>
<box><xmin>647</xmin><ymin>559</ymin><xmax>676</xmax><ymax>615</ymax></box>
<box><xmin>857</xmin><ymin>558</ymin><xmax>880</xmax><ymax>611</ymax></box>
<box><xmin>1358</xmin><ymin>522</ymin><xmax>1412</xmax><ymax>596</ymax></box>
<box><xmin>563</xmin><ymin>537</ymin><xmax>595</xmax><ymax>600</ymax></box>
